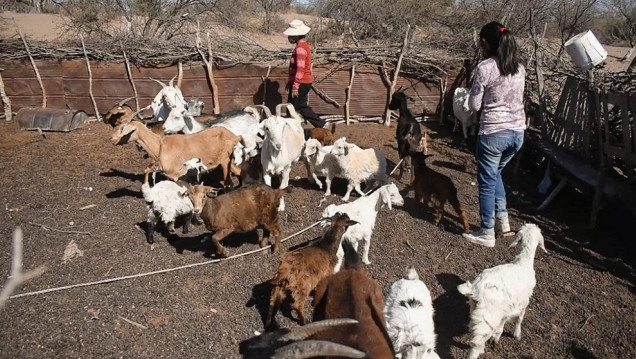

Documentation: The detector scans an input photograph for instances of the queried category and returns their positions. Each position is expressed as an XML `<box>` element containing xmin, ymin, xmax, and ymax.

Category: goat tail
<box><xmin>342</xmin><ymin>239</ymin><xmax>362</xmax><ymax>270</ymax></box>
<box><xmin>406</xmin><ymin>266</ymin><xmax>419</xmax><ymax>280</ymax></box>
<box><xmin>457</xmin><ymin>281</ymin><xmax>473</xmax><ymax>296</ymax></box>
<box><xmin>448</xmin><ymin>191</ymin><xmax>470</xmax><ymax>232</ymax></box>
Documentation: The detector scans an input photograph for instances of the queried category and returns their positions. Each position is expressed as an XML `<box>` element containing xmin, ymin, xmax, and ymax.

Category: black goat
<box><xmin>389</xmin><ymin>88</ymin><xmax>423</xmax><ymax>182</ymax></box>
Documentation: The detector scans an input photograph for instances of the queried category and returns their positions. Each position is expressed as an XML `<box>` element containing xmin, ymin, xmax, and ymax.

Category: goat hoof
<box><xmin>218</xmin><ymin>249</ymin><xmax>230</xmax><ymax>258</ymax></box>
<box><xmin>362</xmin><ymin>259</ymin><xmax>371</xmax><ymax>265</ymax></box>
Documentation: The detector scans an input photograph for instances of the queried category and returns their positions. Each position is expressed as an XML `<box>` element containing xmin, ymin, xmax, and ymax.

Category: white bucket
<box><xmin>564</xmin><ymin>30</ymin><xmax>607</xmax><ymax>71</ymax></box>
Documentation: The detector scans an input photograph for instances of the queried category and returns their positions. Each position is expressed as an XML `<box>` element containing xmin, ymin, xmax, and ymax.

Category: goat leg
<box><xmin>182</xmin><ymin>214</ymin><xmax>192</xmax><ymax>235</ymax></box>
<box><xmin>211</xmin><ymin>230</ymin><xmax>232</xmax><ymax>258</ymax></box>
<box><xmin>146</xmin><ymin>217</ymin><xmax>157</xmax><ymax>245</ymax></box>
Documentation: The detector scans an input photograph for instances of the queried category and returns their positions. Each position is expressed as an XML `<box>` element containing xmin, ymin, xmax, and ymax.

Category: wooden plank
<box><xmin>620</xmin><ymin>93</ymin><xmax>633</xmax><ymax>181</ymax></box>
<box><xmin>4</xmin><ymin>77</ymin><xmax>64</xmax><ymax>96</ymax></box>
<box><xmin>0</xmin><ymin>60</ymin><xmax>63</xmax><ymax>78</ymax></box>
<box><xmin>5</xmin><ymin>96</ymin><xmax>66</xmax><ymax>109</ymax></box>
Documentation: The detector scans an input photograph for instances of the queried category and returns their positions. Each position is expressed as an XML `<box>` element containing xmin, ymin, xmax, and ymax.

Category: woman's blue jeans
<box><xmin>476</xmin><ymin>130</ymin><xmax>524</xmax><ymax>229</ymax></box>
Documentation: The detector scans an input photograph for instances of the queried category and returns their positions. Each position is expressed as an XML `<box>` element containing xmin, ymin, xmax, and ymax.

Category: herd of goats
<box><xmin>102</xmin><ymin>78</ymin><xmax>546</xmax><ymax>359</ymax></box>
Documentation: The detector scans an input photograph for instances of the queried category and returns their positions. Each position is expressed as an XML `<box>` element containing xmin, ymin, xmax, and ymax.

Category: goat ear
<box><xmin>508</xmin><ymin>232</ymin><xmax>522</xmax><ymax>249</ymax></box>
<box><xmin>381</xmin><ymin>189</ymin><xmax>392</xmax><ymax>210</ymax></box>
<box><xmin>345</xmin><ymin>219</ymin><xmax>358</xmax><ymax>227</ymax></box>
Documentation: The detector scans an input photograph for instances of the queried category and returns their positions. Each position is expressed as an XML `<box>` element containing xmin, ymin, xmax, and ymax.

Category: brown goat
<box><xmin>310</xmin><ymin>239</ymin><xmax>395</xmax><ymax>359</ymax></box>
<box><xmin>111</xmin><ymin>121</ymin><xmax>241</xmax><ymax>186</ymax></box>
<box><xmin>103</xmin><ymin>98</ymin><xmax>165</xmax><ymax>137</ymax></box>
<box><xmin>304</xmin><ymin>123</ymin><xmax>337</xmax><ymax>146</ymax></box>
<box><xmin>186</xmin><ymin>184</ymin><xmax>289</xmax><ymax>258</ymax></box>
<box><xmin>266</xmin><ymin>212</ymin><xmax>357</xmax><ymax>327</ymax></box>
<box><xmin>410</xmin><ymin>151</ymin><xmax>470</xmax><ymax>231</ymax></box>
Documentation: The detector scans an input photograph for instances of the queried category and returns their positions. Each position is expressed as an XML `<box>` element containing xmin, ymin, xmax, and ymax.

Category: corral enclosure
<box><xmin>0</xmin><ymin>59</ymin><xmax>457</xmax><ymax>117</ymax></box>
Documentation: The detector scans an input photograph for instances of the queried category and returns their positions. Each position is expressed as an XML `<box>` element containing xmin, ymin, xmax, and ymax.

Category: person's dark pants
<box><xmin>287</xmin><ymin>83</ymin><xmax>326</xmax><ymax>128</ymax></box>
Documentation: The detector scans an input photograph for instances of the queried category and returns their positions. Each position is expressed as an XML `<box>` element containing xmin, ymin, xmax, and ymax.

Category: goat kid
<box><xmin>304</xmin><ymin>122</ymin><xmax>337</xmax><ymax>146</ymax></box>
<box><xmin>389</xmin><ymin>88</ymin><xmax>423</xmax><ymax>182</ymax></box>
<box><xmin>301</xmin><ymin>138</ymin><xmax>341</xmax><ymax>196</ymax></box>
<box><xmin>329</xmin><ymin>137</ymin><xmax>388</xmax><ymax>201</ymax></box>
<box><xmin>458</xmin><ymin>223</ymin><xmax>547</xmax><ymax>359</ymax></box>
<box><xmin>452</xmin><ymin>87</ymin><xmax>477</xmax><ymax>139</ymax></box>
<box><xmin>187</xmin><ymin>184</ymin><xmax>289</xmax><ymax>258</ymax></box>
<box><xmin>310</xmin><ymin>239</ymin><xmax>395</xmax><ymax>359</ymax></box>
<box><xmin>385</xmin><ymin>267</ymin><xmax>440</xmax><ymax>359</ymax></box>
<box><xmin>409</xmin><ymin>151</ymin><xmax>470</xmax><ymax>231</ymax></box>
<box><xmin>266</xmin><ymin>212</ymin><xmax>358</xmax><ymax>326</ymax></box>
<box><xmin>322</xmin><ymin>183</ymin><xmax>404</xmax><ymax>272</ymax></box>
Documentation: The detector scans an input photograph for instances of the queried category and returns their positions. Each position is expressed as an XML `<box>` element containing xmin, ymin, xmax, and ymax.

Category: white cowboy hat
<box><xmin>283</xmin><ymin>19</ymin><xmax>311</xmax><ymax>36</ymax></box>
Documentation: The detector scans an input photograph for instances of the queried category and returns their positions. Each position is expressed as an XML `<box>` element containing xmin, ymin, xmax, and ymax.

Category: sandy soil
<box><xmin>0</xmin><ymin>118</ymin><xmax>634</xmax><ymax>359</ymax></box>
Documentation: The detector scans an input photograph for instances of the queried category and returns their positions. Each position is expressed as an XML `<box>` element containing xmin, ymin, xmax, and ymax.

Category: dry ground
<box><xmin>0</xmin><ymin>119</ymin><xmax>635</xmax><ymax>359</ymax></box>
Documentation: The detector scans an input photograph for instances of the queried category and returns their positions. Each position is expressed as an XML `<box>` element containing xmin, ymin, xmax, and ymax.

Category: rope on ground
<box><xmin>9</xmin><ymin>221</ymin><xmax>322</xmax><ymax>300</ymax></box>
<box><xmin>363</xmin><ymin>158</ymin><xmax>405</xmax><ymax>196</ymax></box>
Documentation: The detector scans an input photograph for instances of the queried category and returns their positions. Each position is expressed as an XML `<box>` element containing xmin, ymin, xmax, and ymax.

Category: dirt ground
<box><xmin>0</xmin><ymin>118</ymin><xmax>635</xmax><ymax>359</ymax></box>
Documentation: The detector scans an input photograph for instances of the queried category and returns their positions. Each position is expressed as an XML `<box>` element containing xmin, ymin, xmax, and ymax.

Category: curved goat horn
<box><xmin>169</xmin><ymin>76</ymin><xmax>176</xmax><ymax>88</ymax></box>
<box><xmin>129</xmin><ymin>104</ymin><xmax>152</xmax><ymax>121</ymax></box>
<box><xmin>279</xmin><ymin>319</ymin><xmax>358</xmax><ymax>342</ymax></box>
<box><xmin>272</xmin><ymin>340</ymin><xmax>365</xmax><ymax>359</ymax></box>
<box><xmin>285</xmin><ymin>104</ymin><xmax>302</xmax><ymax>122</ymax></box>
<box><xmin>275</xmin><ymin>103</ymin><xmax>285</xmax><ymax>118</ymax></box>
<box><xmin>149</xmin><ymin>77</ymin><xmax>167</xmax><ymax>88</ymax></box>
<box><xmin>251</xmin><ymin>104</ymin><xmax>272</xmax><ymax>119</ymax></box>
<box><xmin>117</xmin><ymin>96</ymin><xmax>136</xmax><ymax>108</ymax></box>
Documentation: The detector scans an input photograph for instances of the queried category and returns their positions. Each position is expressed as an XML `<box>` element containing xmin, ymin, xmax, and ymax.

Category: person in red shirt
<box><xmin>284</xmin><ymin>20</ymin><xmax>329</xmax><ymax>129</ymax></box>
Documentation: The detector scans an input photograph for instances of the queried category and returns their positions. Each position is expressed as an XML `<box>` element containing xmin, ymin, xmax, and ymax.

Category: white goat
<box><xmin>147</xmin><ymin>77</ymin><xmax>187</xmax><ymax>123</ymax></box>
<box><xmin>321</xmin><ymin>183</ymin><xmax>403</xmax><ymax>272</ymax></box>
<box><xmin>452</xmin><ymin>87</ymin><xmax>476</xmax><ymax>139</ymax></box>
<box><xmin>141</xmin><ymin>174</ymin><xmax>196</xmax><ymax>245</ymax></box>
<box><xmin>261</xmin><ymin>103</ymin><xmax>305</xmax><ymax>211</ymax></box>
<box><xmin>385</xmin><ymin>267</ymin><xmax>440</xmax><ymax>359</ymax></box>
<box><xmin>301</xmin><ymin>138</ymin><xmax>341</xmax><ymax>196</ymax></box>
<box><xmin>181</xmin><ymin>157</ymin><xmax>209</xmax><ymax>182</ymax></box>
<box><xmin>329</xmin><ymin>137</ymin><xmax>388</xmax><ymax>201</ymax></box>
<box><xmin>457</xmin><ymin>223</ymin><xmax>547</xmax><ymax>359</ymax></box>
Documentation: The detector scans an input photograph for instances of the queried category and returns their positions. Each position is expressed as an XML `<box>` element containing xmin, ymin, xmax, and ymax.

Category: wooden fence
<box><xmin>0</xmin><ymin>59</ymin><xmax>459</xmax><ymax>118</ymax></box>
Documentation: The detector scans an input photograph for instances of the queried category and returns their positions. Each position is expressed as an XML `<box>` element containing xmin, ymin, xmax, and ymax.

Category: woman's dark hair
<box><xmin>479</xmin><ymin>21</ymin><xmax>520</xmax><ymax>76</ymax></box>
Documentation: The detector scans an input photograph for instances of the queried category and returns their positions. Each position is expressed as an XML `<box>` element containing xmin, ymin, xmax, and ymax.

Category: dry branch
<box><xmin>0</xmin><ymin>69</ymin><xmax>11</xmax><ymax>121</ymax></box>
<box><xmin>80</xmin><ymin>35</ymin><xmax>100</xmax><ymax>120</ymax></box>
<box><xmin>261</xmin><ymin>65</ymin><xmax>271</xmax><ymax>106</ymax></box>
<box><xmin>345</xmin><ymin>65</ymin><xmax>355</xmax><ymax>125</ymax></box>
<box><xmin>196</xmin><ymin>24</ymin><xmax>220</xmax><ymax>114</ymax></box>
<box><xmin>177</xmin><ymin>60</ymin><xmax>183</xmax><ymax>88</ymax></box>
<box><xmin>14</xmin><ymin>21</ymin><xmax>46</xmax><ymax>108</ymax></box>
<box><xmin>0</xmin><ymin>227</ymin><xmax>46</xmax><ymax>310</ymax></box>
<box><xmin>311</xmin><ymin>85</ymin><xmax>341</xmax><ymax>108</ymax></box>
<box><xmin>121</xmin><ymin>44</ymin><xmax>140</xmax><ymax>111</ymax></box>
<box><xmin>384</xmin><ymin>25</ymin><xmax>410</xmax><ymax>126</ymax></box>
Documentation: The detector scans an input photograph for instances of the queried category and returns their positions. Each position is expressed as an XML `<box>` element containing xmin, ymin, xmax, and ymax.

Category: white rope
<box><xmin>9</xmin><ymin>221</ymin><xmax>322</xmax><ymax>300</ymax></box>
<box><xmin>363</xmin><ymin>158</ymin><xmax>405</xmax><ymax>196</ymax></box>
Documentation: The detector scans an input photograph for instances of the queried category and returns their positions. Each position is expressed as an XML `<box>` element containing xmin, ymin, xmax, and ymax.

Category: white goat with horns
<box><xmin>458</xmin><ymin>223</ymin><xmax>547</xmax><ymax>359</ymax></box>
<box><xmin>261</xmin><ymin>103</ymin><xmax>305</xmax><ymax>211</ymax></box>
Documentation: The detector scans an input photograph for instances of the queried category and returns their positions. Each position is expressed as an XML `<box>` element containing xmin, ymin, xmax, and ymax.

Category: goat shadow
<box><xmin>399</xmin><ymin>191</ymin><xmax>469</xmax><ymax>234</ymax></box>
<box><xmin>569</xmin><ymin>341</ymin><xmax>599</xmax><ymax>359</ymax></box>
<box><xmin>100</xmin><ymin>168</ymin><xmax>144</xmax><ymax>183</ymax></box>
<box><xmin>247</xmin><ymin>280</ymin><xmax>305</xmax><ymax>331</ymax></box>
<box><xmin>433</xmin><ymin>273</ymin><xmax>471</xmax><ymax>358</ymax></box>
<box><xmin>431</xmin><ymin>159</ymin><xmax>467</xmax><ymax>173</ymax></box>
<box><xmin>106</xmin><ymin>187</ymin><xmax>143</xmax><ymax>199</ymax></box>
<box><xmin>166</xmin><ymin>229</ymin><xmax>263</xmax><ymax>258</ymax></box>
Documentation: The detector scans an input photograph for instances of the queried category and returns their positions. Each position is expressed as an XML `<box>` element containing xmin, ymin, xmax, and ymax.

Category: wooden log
<box><xmin>384</xmin><ymin>25</ymin><xmax>410</xmax><ymax>126</ymax></box>
<box><xmin>0</xmin><ymin>69</ymin><xmax>12</xmax><ymax>121</ymax></box>
<box><xmin>15</xmin><ymin>21</ymin><xmax>46</xmax><ymax>108</ymax></box>
<box><xmin>438</xmin><ymin>76</ymin><xmax>447</xmax><ymax>125</ymax></box>
<box><xmin>196</xmin><ymin>29</ymin><xmax>220</xmax><ymax>115</ymax></box>
<box><xmin>80</xmin><ymin>35</ymin><xmax>100</xmax><ymax>120</ymax></box>
<box><xmin>261</xmin><ymin>65</ymin><xmax>271</xmax><ymax>106</ymax></box>
<box><xmin>121</xmin><ymin>44</ymin><xmax>139</xmax><ymax>111</ymax></box>
<box><xmin>344</xmin><ymin>65</ymin><xmax>355</xmax><ymax>125</ymax></box>
<box><xmin>177</xmin><ymin>60</ymin><xmax>183</xmax><ymax>88</ymax></box>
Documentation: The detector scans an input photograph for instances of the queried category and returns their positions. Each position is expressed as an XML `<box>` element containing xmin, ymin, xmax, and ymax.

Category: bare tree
<box><xmin>551</xmin><ymin>0</ymin><xmax>599</xmax><ymax>49</ymax></box>
<box><xmin>605</xmin><ymin>0</ymin><xmax>636</xmax><ymax>47</ymax></box>
<box><xmin>255</xmin><ymin>0</ymin><xmax>289</xmax><ymax>34</ymax></box>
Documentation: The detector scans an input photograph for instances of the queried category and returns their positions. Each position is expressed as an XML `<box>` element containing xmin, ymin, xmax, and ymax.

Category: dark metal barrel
<box><xmin>16</xmin><ymin>108</ymin><xmax>89</xmax><ymax>132</ymax></box>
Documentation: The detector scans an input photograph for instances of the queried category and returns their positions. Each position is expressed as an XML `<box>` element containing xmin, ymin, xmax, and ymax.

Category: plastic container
<box><xmin>564</xmin><ymin>30</ymin><xmax>607</xmax><ymax>71</ymax></box>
